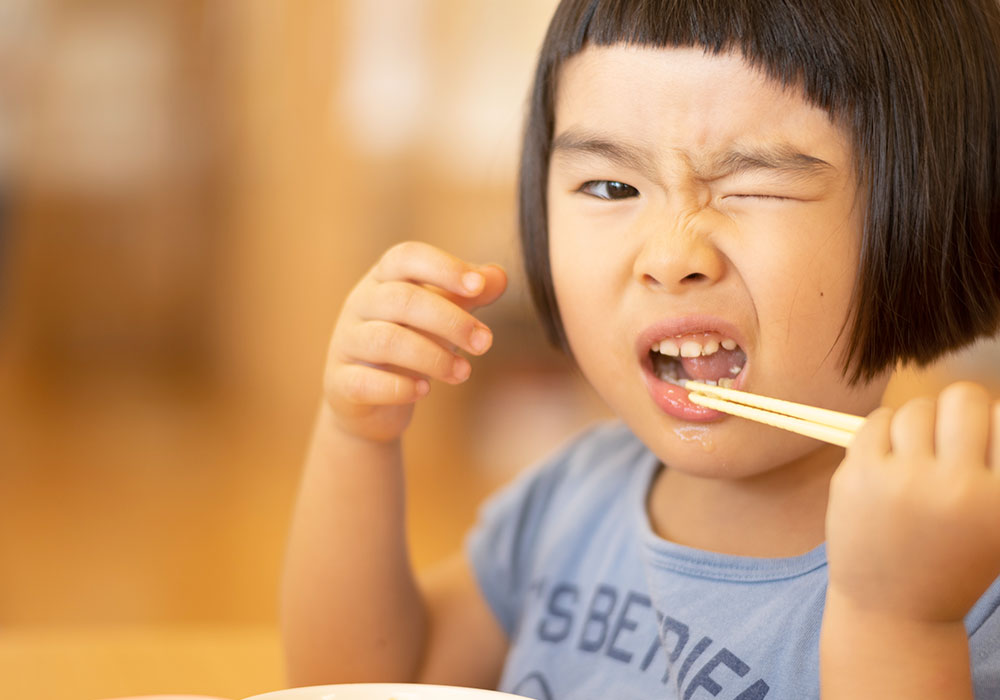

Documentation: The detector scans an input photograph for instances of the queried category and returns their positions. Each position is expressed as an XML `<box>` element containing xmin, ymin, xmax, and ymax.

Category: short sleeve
<box><xmin>463</xmin><ymin>440</ymin><xmax>575</xmax><ymax>639</ymax></box>
<box><xmin>464</xmin><ymin>421</ymin><xmax>650</xmax><ymax>641</ymax></box>
<box><xmin>969</xmin><ymin>575</ymin><xmax>1000</xmax><ymax>698</ymax></box>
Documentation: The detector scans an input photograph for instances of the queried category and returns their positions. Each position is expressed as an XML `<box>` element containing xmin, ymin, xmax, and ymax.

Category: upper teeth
<box><xmin>652</xmin><ymin>337</ymin><xmax>739</xmax><ymax>357</ymax></box>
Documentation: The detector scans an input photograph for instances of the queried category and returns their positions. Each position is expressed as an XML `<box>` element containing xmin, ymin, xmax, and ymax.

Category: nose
<box><xmin>632</xmin><ymin>205</ymin><xmax>728</xmax><ymax>293</ymax></box>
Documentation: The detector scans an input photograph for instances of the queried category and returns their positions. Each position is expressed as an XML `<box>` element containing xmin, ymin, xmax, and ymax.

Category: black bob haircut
<box><xmin>518</xmin><ymin>0</ymin><xmax>1000</xmax><ymax>383</ymax></box>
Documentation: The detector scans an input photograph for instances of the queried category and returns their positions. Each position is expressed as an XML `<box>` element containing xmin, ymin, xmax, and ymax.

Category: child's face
<box><xmin>547</xmin><ymin>45</ymin><xmax>890</xmax><ymax>477</ymax></box>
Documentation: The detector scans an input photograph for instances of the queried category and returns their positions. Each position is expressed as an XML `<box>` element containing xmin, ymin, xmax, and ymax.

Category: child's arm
<box><xmin>821</xmin><ymin>382</ymin><xmax>1000</xmax><ymax>698</ymax></box>
<box><xmin>281</xmin><ymin>242</ymin><xmax>508</xmax><ymax>686</ymax></box>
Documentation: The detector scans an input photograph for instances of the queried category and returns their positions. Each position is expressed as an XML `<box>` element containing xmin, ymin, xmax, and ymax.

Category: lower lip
<box><xmin>641</xmin><ymin>362</ymin><xmax>747</xmax><ymax>422</ymax></box>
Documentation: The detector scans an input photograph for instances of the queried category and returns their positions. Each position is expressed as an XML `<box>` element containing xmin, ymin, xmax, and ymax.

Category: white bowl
<box><xmin>243</xmin><ymin>684</ymin><xmax>530</xmax><ymax>700</ymax></box>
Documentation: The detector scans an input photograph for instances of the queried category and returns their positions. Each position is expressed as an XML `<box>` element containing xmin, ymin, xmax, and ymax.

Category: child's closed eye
<box><xmin>727</xmin><ymin>193</ymin><xmax>790</xmax><ymax>201</ymax></box>
<box><xmin>577</xmin><ymin>180</ymin><xmax>640</xmax><ymax>200</ymax></box>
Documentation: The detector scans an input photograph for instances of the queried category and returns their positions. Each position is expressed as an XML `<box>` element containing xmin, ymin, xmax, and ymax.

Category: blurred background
<box><xmin>0</xmin><ymin>1</ymin><xmax>996</xmax><ymax>698</ymax></box>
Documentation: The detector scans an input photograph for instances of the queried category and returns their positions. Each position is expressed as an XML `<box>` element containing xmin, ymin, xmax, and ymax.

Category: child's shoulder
<box><xmin>488</xmin><ymin>419</ymin><xmax>653</xmax><ymax>518</ymax></box>
<box><xmin>529</xmin><ymin>418</ymin><xmax>649</xmax><ymax>481</ymax></box>
<box><xmin>563</xmin><ymin>418</ymin><xmax>647</xmax><ymax>463</ymax></box>
<box><xmin>467</xmin><ymin>420</ymin><xmax>655</xmax><ymax>613</ymax></box>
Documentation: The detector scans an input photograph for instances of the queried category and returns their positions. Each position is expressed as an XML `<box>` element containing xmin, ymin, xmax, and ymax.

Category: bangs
<box><xmin>549</xmin><ymin>0</ymin><xmax>872</xmax><ymax>123</ymax></box>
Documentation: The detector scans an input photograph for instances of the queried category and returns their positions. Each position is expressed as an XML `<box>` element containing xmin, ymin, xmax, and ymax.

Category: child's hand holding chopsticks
<box><xmin>824</xmin><ymin>381</ymin><xmax>1000</xmax><ymax>623</ymax></box>
<box><xmin>817</xmin><ymin>381</ymin><xmax>1000</xmax><ymax>697</ymax></box>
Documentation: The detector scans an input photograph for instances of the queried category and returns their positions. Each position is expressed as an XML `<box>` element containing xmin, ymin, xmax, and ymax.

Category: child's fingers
<box><xmin>361</xmin><ymin>281</ymin><xmax>493</xmax><ymax>356</ymax></box>
<box><xmin>935</xmin><ymin>382</ymin><xmax>991</xmax><ymax>466</ymax></box>
<box><xmin>328</xmin><ymin>363</ymin><xmax>429</xmax><ymax>406</ymax></box>
<box><xmin>464</xmin><ymin>263</ymin><xmax>508</xmax><ymax>310</ymax></box>
<box><xmin>889</xmin><ymin>396</ymin><xmax>936</xmax><ymax>457</ymax></box>
<box><xmin>341</xmin><ymin>320</ymin><xmax>471</xmax><ymax>385</ymax></box>
<box><xmin>373</xmin><ymin>241</ymin><xmax>490</xmax><ymax>299</ymax></box>
<box><xmin>848</xmin><ymin>405</ymin><xmax>892</xmax><ymax>457</ymax></box>
<box><xmin>431</xmin><ymin>263</ymin><xmax>509</xmax><ymax>312</ymax></box>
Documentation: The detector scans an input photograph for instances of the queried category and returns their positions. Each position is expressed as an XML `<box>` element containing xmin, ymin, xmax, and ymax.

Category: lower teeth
<box><xmin>654</xmin><ymin>364</ymin><xmax>741</xmax><ymax>388</ymax></box>
<box><xmin>654</xmin><ymin>359</ymin><xmax>681</xmax><ymax>381</ymax></box>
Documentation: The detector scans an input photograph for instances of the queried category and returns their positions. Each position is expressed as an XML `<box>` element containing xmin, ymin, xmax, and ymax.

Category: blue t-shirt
<box><xmin>465</xmin><ymin>422</ymin><xmax>1000</xmax><ymax>700</ymax></box>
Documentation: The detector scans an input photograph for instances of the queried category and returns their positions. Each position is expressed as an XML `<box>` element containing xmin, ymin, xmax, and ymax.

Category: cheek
<box><xmin>749</xmin><ymin>221</ymin><xmax>860</xmax><ymax>359</ymax></box>
<box><xmin>552</xmin><ymin>254</ymin><xmax>609</xmax><ymax>342</ymax></box>
<box><xmin>550</xmin><ymin>236</ymin><xmax>632</xmax><ymax>381</ymax></box>
<box><xmin>800</xmin><ymin>225</ymin><xmax>860</xmax><ymax>328</ymax></box>
<box><xmin>549</xmin><ymin>222</ymin><xmax>625</xmax><ymax>327</ymax></box>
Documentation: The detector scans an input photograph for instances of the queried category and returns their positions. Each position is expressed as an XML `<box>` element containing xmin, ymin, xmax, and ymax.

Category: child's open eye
<box><xmin>578</xmin><ymin>180</ymin><xmax>639</xmax><ymax>200</ymax></box>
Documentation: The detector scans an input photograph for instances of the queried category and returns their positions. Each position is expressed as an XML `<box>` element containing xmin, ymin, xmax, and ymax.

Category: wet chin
<box><xmin>627</xmin><ymin>407</ymin><xmax>832</xmax><ymax>479</ymax></box>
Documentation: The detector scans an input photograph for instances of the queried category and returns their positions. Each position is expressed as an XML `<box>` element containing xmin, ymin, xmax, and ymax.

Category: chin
<box><xmin>627</xmin><ymin>409</ymin><xmax>839</xmax><ymax>481</ymax></box>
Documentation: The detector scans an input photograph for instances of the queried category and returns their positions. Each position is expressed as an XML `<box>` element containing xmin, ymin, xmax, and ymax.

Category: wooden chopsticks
<box><xmin>682</xmin><ymin>380</ymin><xmax>865</xmax><ymax>447</ymax></box>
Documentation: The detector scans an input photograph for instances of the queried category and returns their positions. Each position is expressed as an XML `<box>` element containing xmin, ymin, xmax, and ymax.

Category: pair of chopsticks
<box><xmin>681</xmin><ymin>380</ymin><xmax>865</xmax><ymax>447</ymax></box>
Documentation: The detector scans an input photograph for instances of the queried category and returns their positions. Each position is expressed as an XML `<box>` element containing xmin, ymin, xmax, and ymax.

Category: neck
<box><xmin>647</xmin><ymin>443</ymin><xmax>843</xmax><ymax>558</ymax></box>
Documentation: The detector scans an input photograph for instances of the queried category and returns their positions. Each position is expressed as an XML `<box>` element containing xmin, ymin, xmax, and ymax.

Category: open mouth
<box><xmin>639</xmin><ymin>328</ymin><xmax>749</xmax><ymax>421</ymax></box>
<box><xmin>648</xmin><ymin>333</ymin><xmax>747</xmax><ymax>387</ymax></box>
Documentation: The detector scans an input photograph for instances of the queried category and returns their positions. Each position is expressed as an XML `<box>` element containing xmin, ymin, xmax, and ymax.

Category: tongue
<box><xmin>680</xmin><ymin>347</ymin><xmax>746</xmax><ymax>381</ymax></box>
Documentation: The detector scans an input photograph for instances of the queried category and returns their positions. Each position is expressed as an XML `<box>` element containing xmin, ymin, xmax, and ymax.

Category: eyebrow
<box><xmin>551</xmin><ymin>131</ymin><xmax>659</xmax><ymax>180</ymax></box>
<box><xmin>711</xmin><ymin>145</ymin><xmax>835</xmax><ymax>179</ymax></box>
<box><xmin>550</xmin><ymin>129</ymin><xmax>835</xmax><ymax>181</ymax></box>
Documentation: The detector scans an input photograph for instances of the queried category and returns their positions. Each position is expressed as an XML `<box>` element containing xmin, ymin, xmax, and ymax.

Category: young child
<box><xmin>281</xmin><ymin>1</ymin><xmax>1000</xmax><ymax>698</ymax></box>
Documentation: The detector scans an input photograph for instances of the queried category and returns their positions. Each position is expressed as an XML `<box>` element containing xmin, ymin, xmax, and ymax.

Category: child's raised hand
<box><xmin>825</xmin><ymin>381</ymin><xmax>1000</xmax><ymax>623</ymax></box>
<box><xmin>323</xmin><ymin>241</ymin><xmax>506</xmax><ymax>443</ymax></box>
